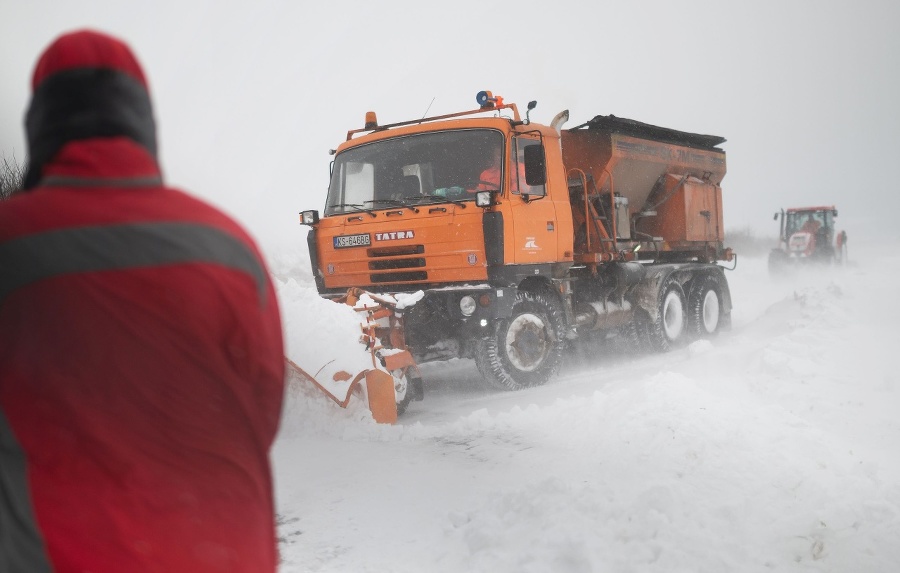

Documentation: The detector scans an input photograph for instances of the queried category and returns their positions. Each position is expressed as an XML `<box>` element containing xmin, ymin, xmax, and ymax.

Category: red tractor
<box><xmin>768</xmin><ymin>206</ymin><xmax>846</xmax><ymax>273</ymax></box>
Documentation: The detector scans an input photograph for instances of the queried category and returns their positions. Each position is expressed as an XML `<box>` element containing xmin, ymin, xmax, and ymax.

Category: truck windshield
<box><xmin>325</xmin><ymin>129</ymin><xmax>504</xmax><ymax>215</ymax></box>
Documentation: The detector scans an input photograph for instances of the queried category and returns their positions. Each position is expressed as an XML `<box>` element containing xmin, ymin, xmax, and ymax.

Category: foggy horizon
<box><xmin>3</xmin><ymin>1</ymin><xmax>899</xmax><ymax>250</ymax></box>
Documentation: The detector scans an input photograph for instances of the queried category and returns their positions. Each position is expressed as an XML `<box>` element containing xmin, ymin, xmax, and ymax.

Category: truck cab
<box><xmin>309</xmin><ymin>111</ymin><xmax>574</xmax><ymax>297</ymax></box>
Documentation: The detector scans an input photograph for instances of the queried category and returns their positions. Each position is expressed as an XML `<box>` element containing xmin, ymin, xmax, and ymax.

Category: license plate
<box><xmin>333</xmin><ymin>233</ymin><xmax>371</xmax><ymax>249</ymax></box>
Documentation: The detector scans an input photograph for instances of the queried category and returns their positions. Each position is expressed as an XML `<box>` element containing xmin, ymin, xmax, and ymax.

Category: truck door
<box><xmin>508</xmin><ymin>136</ymin><xmax>559</xmax><ymax>266</ymax></box>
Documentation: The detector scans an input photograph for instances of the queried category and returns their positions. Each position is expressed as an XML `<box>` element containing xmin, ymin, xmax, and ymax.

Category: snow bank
<box><xmin>277</xmin><ymin>277</ymin><xmax>376</xmax><ymax>404</ymax></box>
<box><xmin>271</xmin><ymin>250</ymin><xmax>900</xmax><ymax>573</ymax></box>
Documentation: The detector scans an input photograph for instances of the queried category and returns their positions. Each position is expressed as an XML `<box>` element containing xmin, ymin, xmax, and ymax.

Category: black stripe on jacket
<box><xmin>24</xmin><ymin>67</ymin><xmax>158</xmax><ymax>190</ymax></box>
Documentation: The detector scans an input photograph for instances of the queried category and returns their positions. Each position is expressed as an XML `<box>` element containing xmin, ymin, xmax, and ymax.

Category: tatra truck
<box><xmin>299</xmin><ymin>92</ymin><xmax>734</xmax><ymax>415</ymax></box>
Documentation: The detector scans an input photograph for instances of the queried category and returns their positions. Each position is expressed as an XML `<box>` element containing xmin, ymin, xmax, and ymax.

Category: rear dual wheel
<box><xmin>688</xmin><ymin>276</ymin><xmax>722</xmax><ymax>338</ymax></box>
<box><xmin>642</xmin><ymin>274</ymin><xmax>723</xmax><ymax>351</ymax></box>
<box><xmin>642</xmin><ymin>276</ymin><xmax>687</xmax><ymax>352</ymax></box>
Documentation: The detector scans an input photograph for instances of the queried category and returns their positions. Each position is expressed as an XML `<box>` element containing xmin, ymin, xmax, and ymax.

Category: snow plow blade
<box><xmin>283</xmin><ymin>287</ymin><xmax>422</xmax><ymax>424</ymax></box>
<box><xmin>285</xmin><ymin>357</ymin><xmax>397</xmax><ymax>424</ymax></box>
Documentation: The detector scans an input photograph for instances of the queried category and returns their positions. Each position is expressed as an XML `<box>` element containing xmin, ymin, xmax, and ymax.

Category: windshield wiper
<box><xmin>329</xmin><ymin>203</ymin><xmax>377</xmax><ymax>217</ymax></box>
<box><xmin>363</xmin><ymin>199</ymin><xmax>419</xmax><ymax>213</ymax></box>
<box><xmin>415</xmin><ymin>194</ymin><xmax>468</xmax><ymax>208</ymax></box>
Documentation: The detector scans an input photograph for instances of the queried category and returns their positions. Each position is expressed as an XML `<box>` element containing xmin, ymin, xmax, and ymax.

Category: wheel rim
<box><xmin>505</xmin><ymin>313</ymin><xmax>550</xmax><ymax>372</ymax></box>
<box><xmin>662</xmin><ymin>290</ymin><xmax>685</xmax><ymax>341</ymax></box>
<box><xmin>701</xmin><ymin>289</ymin><xmax>720</xmax><ymax>333</ymax></box>
<box><xmin>392</xmin><ymin>370</ymin><xmax>408</xmax><ymax>403</ymax></box>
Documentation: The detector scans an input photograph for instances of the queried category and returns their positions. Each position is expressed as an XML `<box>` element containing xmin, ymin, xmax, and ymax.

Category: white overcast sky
<box><xmin>2</xmin><ymin>0</ymin><xmax>899</xmax><ymax>250</ymax></box>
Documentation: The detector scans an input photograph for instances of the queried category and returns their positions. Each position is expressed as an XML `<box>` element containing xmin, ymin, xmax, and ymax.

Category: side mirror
<box><xmin>833</xmin><ymin>209</ymin><xmax>838</xmax><ymax>217</ymax></box>
<box><xmin>523</xmin><ymin>144</ymin><xmax>546</xmax><ymax>186</ymax></box>
<box><xmin>773</xmin><ymin>212</ymin><xmax>778</xmax><ymax>220</ymax></box>
<box><xmin>524</xmin><ymin>100</ymin><xmax>537</xmax><ymax>124</ymax></box>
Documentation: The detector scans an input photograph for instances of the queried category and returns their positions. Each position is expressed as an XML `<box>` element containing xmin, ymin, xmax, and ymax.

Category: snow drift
<box><xmin>269</xmin><ymin>246</ymin><xmax>900</xmax><ymax>572</ymax></box>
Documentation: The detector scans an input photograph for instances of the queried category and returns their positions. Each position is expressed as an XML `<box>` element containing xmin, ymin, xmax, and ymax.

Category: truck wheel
<box><xmin>615</xmin><ymin>320</ymin><xmax>645</xmax><ymax>354</ymax></box>
<box><xmin>475</xmin><ymin>291</ymin><xmax>566</xmax><ymax>391</ymax></box>
<box><xmin>688</xmin><ymin>276</ymin><xmax>721</xmax><ymax>338</ymax></box>
<box><xmin>393</xmin><ymin>370</ymin><xmax>423</xmax><ymax>416</ymax></box>
<box><xmin>643</xmin><ymin>276</ymin><xmax>686</xmax><ymax>352</ymax></box>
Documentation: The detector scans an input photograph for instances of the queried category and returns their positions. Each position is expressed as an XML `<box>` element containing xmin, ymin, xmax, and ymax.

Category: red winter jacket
<box><xmin>0</xmin><ymin>30</ymin><xmax>285</xmax><ymax>573</ymax></box>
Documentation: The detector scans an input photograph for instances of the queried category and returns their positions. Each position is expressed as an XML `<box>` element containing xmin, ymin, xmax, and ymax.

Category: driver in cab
<box><xmin>473</xmin><ymin>147</ymin><xmax>524</xmax><ymax>193</ymax></box>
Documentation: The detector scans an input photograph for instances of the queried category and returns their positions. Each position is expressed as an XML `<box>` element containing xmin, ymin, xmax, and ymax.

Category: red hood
<box><xmin>30</xmin><ymin>29</ymin><xmax>148</xmax><ymax>89</ymax></box>
<box><xmin>40</xmin><ymin>138</ymin><xmax>161</xmax><ymax>184</ymax></box>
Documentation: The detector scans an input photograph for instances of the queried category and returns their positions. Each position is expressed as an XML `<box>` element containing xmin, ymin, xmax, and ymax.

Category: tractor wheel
<box><xmin>475</xmin><ymin>291</ymin><xmax>567</xmax><ymax>391</ymax></box>
<box><xmin>688</xmin><ymin>275</ymin><xmax>722</xmax><ymax>338</ymax></box>
<box><xmin>818</xmin><ymin>245</ymin><xmax>836</xmax><ymax>265</ymax></box>
<box><xmin>643</xmin><ymin>276</ymin><xmax>687</xmax><ymax>352</ymax></box>
<box><xmin>768</xmin><ymin>249</ymin><xmax>789</xmax><ymax>275</ymax></box>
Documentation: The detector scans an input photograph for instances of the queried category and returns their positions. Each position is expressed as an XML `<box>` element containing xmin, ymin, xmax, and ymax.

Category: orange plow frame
<box><xmin>284</xmin><ymin>288</ymin><xmax>421</xmax><ymax>424</ymax></box>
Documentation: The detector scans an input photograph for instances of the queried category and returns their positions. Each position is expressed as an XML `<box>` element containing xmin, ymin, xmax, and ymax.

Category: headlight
<box><xmin>459</xmin><ymin>295</ymin><xmax>477</xmax><ymax>317</ymax></box>
<box><xmin>475</xmin><ymin>191</ymin><xmax>494</xmax><ymax>208</ymax></box>
<box><xmin>300</xmin><ymin>210</ymin><xmax>319</xmax><ymax>225</ymax></box>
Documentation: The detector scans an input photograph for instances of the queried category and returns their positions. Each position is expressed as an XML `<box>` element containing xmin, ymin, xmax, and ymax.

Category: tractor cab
<box><xmin>782</xmin><ymin>207</ymin><xmax>836</xmax><ymax>258</ymax></box>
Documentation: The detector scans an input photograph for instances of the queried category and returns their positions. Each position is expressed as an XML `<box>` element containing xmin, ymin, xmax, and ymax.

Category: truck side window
<box><xmin>512</xmin><ymin>137</ymin><xmax>546</xmax><ymax>198</ymax></box>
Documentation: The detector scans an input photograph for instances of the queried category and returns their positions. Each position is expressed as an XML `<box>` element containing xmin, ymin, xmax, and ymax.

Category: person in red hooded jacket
<box><xmin>0</xmin><ymin>30</ymin><xmax>285</xmax><ymax>573</ymax></box>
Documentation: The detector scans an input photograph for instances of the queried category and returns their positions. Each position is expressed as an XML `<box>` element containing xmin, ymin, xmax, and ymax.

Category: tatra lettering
<box><xmin>375</xmin><ymin>230</ymin><xmax>415</xmax><ymax>241</ymax></box>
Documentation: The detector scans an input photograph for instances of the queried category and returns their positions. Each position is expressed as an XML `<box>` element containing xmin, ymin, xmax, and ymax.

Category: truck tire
<box><xmin>642</xmin><ymin>276</ymin><xmax>687</xmax><ymax>352</ymax></box>
<box><xmin>614</xmin><ymin>320</ymin><xmax>645</xmax><ymax>354</ymax></box>
<box><xmin>393</xmin><ymin>370</ymin><xmax>424</xmax><ymax>416</ymax></box>
<box><xmin>475</xmin><ymin>291</ymin><xmax>566</xmax><ymax>391</ymax></box>
<box><xmin>688</xmin><ymin>275</ymin><xmax>721</xmax><ymax>338</ymax></box>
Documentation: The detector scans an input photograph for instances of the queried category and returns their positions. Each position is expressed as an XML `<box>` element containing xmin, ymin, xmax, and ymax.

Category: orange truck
<box><xmin>300</xmin><ymin>92</ymin><xmax>734</xmax><ymax>413</ymax></box>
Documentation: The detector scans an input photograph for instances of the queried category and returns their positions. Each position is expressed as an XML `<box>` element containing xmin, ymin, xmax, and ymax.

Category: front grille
<box><xmin>371</xmin><ymin>271</ymin><xmax>428</xmax><ymax>283</ymax></box>
<box><xmin>368</xmin><ymin>245</ymin><xmax>424</xmax><ymax>257</ymax></box>
<box><xmin>366</xmin><ymin>244</ymin><xmax>428</xmax><ymax>283</ymax></box>
<box><xmin>369</xmin><ymin>258</ymin><xmax>426</xmax><ymax>270</ymax></box>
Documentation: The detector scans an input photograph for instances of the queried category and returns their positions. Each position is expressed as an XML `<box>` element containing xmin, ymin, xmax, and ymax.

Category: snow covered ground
<box><xmin>268</xmin><ymin>243</ymin><xmax>900</xmax><ymax>573</ymax></box>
